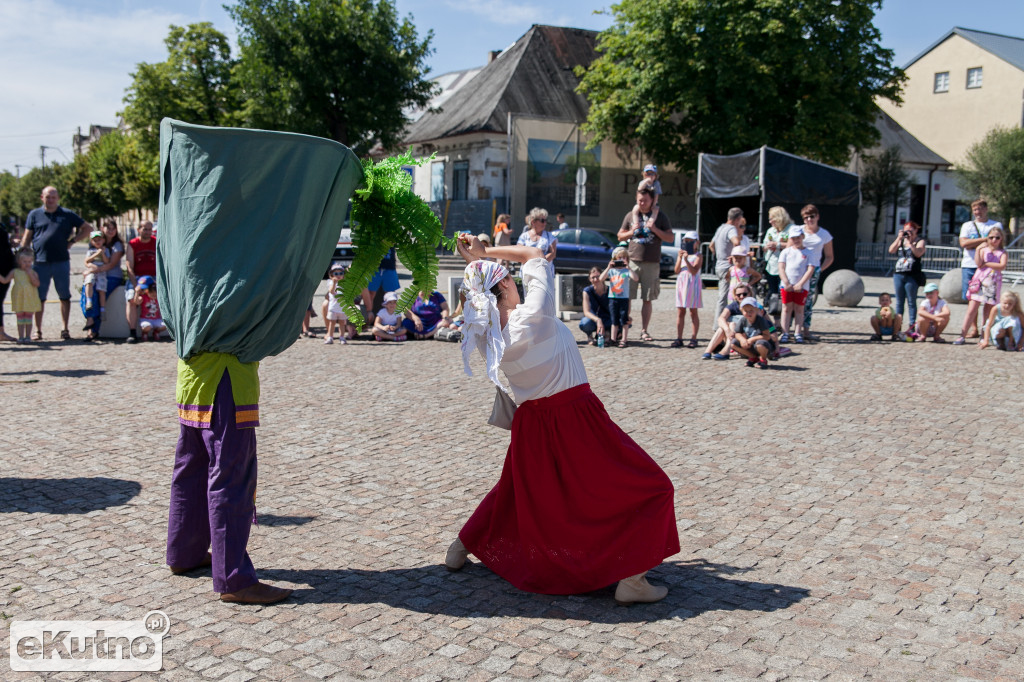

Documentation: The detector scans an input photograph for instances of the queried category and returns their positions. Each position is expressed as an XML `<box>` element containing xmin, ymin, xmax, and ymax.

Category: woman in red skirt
<box><xmin>447</xmin><ymin>236</ymin><xmax>679</xmax><ymax>604</ymax></box>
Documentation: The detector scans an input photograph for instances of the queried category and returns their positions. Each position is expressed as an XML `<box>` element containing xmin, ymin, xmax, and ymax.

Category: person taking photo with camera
<box><xmin>888</xmin><ymin>221</ymin><xmax>926</xmax><ymax>339</ymax></box>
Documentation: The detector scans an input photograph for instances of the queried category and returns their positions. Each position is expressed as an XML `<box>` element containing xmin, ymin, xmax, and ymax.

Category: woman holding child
<box><xmin>445</xmin><ymin>235</ymin><xmax>679</xmax><ymax>604</ymax></box>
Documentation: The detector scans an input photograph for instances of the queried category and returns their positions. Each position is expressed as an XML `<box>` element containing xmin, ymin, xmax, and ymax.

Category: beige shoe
<box><xmin>614</xmin><ymin>572</ymin><xmax>668</xmax><ymax>605</ymax></box>
<box><xmin>445</xmin><ymin>537</ymin><xmax>469</xmax><ymax>571</ymax></box>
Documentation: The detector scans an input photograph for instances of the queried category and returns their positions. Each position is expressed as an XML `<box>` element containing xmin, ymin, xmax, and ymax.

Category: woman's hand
<box><xmin>457</xmin><ymin>234</ymin><xmax>488</xmax><ymax>263</ymax></box>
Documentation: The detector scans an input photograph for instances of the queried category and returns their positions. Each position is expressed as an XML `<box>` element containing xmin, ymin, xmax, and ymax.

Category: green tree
<box><xmin>121</xmin><ymin>22</ymin><xmax>240</xmax><ymax>155</ymax></box>
<box><xmin>60</xmin><ymin>154</ymin><xmax>118</xmax><ymax>220</ymax></box>
<box><xmin>577</xmin><ymin>0</ymin><xmax>905</xmax><ymax>169</ymax></box>
<box><xmin>957</xmin><ymin>127</ymin><xmax>1024</xmax><ymax>234</ymax></box>
<box><xmin>860</xmin><ymin>146</ymin><xmax>912</xmax><ymax>242</ymax></box>
<box><xmin>229</xmin><ymin>0</ymin><xmax>436</xmax><ymax>154</ymax></box>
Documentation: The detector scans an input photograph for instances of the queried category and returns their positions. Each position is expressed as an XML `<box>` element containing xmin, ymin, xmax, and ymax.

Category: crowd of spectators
<box><xmin>2</xmin><ymin>188</ymin><xmax>1021</xmax><ymax>355</ymax></box>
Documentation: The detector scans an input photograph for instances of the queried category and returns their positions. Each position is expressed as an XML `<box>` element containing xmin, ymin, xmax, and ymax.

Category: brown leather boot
<box><xmin>614</xmin><ymin>572</ymin><xmax>668</xmax><ymax>605</ymax></box>
<box><xmin>219</xmin><ymin>582</ymin><xmax>293</xmax><ymax>604</ymax></box>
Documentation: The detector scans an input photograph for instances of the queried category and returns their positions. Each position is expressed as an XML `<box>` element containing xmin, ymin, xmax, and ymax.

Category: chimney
<box><xmin>488</xmin><ymin>50</ymin><xmax>502</xmax><ymax>64</ymax></box>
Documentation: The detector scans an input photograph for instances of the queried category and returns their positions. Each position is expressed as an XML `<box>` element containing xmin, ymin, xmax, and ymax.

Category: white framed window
<box><xmin>934</xmin><ymin>72</ymin><xmax>949</xmax><ymax>93</ymax></box>
<box><xmin>967</xmin><ymin>67</ymin><xmax>983</xmax><ymax>89</ymax></box>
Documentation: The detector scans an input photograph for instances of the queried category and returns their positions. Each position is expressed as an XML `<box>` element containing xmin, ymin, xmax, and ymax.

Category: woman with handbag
<box><xmin>888</xmin><ymin>221</ymin><xmax>926</xmax><ymax>339</ymax></box>
<box><xmin>446</xmin><ymin>235</ymin><xmax>679</xmax><ymax>604</ymax></box>
<box><xmin>954</xmin><ymin>227</ymin><xmax>1008</xmax><ymax>345</ymax></box>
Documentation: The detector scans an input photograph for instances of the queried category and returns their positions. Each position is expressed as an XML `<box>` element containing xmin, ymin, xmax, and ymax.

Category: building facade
<box><xmin>876</xmin><ymin>27</ymin><xmax>1024</xmax><ymax>167</ymax></box>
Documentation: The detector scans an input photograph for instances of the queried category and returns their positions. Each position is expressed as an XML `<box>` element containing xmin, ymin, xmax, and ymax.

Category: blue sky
<box><xmin>2</xmin><ymin>0</ymin><xmax>1022</xmax><ymax>173</ymax></box>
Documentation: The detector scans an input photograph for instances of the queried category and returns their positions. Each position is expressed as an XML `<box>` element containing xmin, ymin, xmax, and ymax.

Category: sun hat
<box><xmin>684</xmin><ymin>230</ymin><xmax>698</xmax><ymax>240</ymax></box>
<box><xmin>383</xmin><ymin>291</ymin><xmax>399</xmax><ymax>303</ymax></box>
<box><xmin>732</xmin><ymin>245</ymin><xmax>749</xmax><ymax>257</ymax></box>
<box><xmin>739</xmin><ymin>297</ymin><xmax>758</xmax><ymax>309</ymax></box>
<box><xmin>924</xmin><ymin>283</ymin><xmax>939</xmax><ymax>293</ymax></box>
<box><xmin>788</xmin><ymin>225</ymin><xmax>804</xmax><ymax>237</ymax></box>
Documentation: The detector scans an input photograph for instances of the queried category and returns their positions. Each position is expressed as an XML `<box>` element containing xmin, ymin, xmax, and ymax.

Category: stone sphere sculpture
<box><xmin>822</xmin><ymin>269</ymin><xmax>864</xmax><ymax>307</ymax></box>
<box><xmin>939</xmin><ymin>269</ymin><xmax>963</xmax><ymax>304</ymax></box>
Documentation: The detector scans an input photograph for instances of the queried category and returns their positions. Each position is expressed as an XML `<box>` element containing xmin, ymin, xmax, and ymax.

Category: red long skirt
<box><xmin>460</xmin><ymin>383</ymin><xmax>680</xmax><ymax>594</ymax></box>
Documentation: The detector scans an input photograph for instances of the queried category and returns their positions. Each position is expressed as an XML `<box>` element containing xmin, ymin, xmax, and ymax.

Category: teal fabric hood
<box><xmin>156</xmin><ymin>118</ymin><xmax>363</xmax><ymax>362</ymax></box>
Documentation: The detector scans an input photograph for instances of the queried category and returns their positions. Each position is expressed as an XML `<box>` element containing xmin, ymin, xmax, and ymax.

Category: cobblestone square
<box><xmin>1</xmin><ymin>271</ymin><xmax>1022</xmax><ymax>681</ymax></box>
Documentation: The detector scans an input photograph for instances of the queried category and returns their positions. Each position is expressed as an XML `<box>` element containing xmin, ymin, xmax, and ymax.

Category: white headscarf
<box><xmin>460</xmin><ymin>260</ymin><xmax>510</xmax><ymax>391</ymax></box>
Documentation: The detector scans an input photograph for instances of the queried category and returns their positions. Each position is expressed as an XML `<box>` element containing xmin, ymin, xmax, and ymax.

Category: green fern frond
<box><xmin>338</xmin><ymin>150</ymin><xmax>449</xmax><ymax>330</ymax></box>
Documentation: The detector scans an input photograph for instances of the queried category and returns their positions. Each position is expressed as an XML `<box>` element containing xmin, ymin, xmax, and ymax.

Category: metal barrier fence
<box><xmin>855</xmin><ymin>243</ymin><xmax>1024</xmax><ymax>284</ymax></box>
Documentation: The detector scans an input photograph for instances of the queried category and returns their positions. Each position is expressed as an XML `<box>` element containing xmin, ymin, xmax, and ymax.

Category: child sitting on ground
<box><xmin>979</xmin><ymin>290</ymin><xmax>1024</xmax><ymax>351</ymax></box>
<box><xmin>600</xmin><ymin>247</ymin><xmax>638</xmax><ymax>348</ymax></box>
<box><xmin>373</xmin><ymin>291</ymin><xmax>407</xmax><ymax>341</ymax></box>
<box><xmin>732</xmin><ymin>297</ymin><xmax>776</xmax><ymax>368</ymax></box>
<box><xmin>133</xmin><ymin>275</ymin><xmax>167</xmax><ymax>341</ymax></box>
<box><xmin>728</xmin><ymin>245</ymin><xmax>761</xmax><ymax>303</ymax></box>
<box><xmin>915</xmin><ymin>283</ymin><xmax>950</xmax><ymax>342</ymax></box>
<box><xmin>83</xmin><ymin>230</ymin><xmax>109</xmax><ymax>313</ymax></box>
<box><xmin>870</xmin><ymin>292</ymin><xmax>903</xmax><ymax>341</ymax></box>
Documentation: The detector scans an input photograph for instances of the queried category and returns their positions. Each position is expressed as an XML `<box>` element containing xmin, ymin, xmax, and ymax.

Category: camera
<box><xmin>612</xmin><ymin>259</ymin><xmax>625</xmax><ymax>267</ymax></box>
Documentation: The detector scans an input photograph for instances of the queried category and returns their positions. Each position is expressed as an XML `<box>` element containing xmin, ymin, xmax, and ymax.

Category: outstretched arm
<box><xmin>457</xmin><ymin>235</ymin><xmax>542</xmax><ymax>264</ymax></box>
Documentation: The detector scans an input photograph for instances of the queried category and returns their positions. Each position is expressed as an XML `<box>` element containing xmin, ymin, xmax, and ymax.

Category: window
<box><xmin>933</xmin><ymin>71</ymin><xmax>949</xmax><ymax>93</ymax></box>
<box><xmin>967</xmin><ymin>67</ymin><xmax>983</xmax><ymax>89</ymax></box>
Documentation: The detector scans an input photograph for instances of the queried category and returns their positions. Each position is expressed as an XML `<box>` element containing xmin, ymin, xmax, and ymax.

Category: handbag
<box><xmin>487</xmin><ymin>386</ymin><xmax>517</xmax><ymax>430</ymax></box>
<box><xmin>966</xmin><ymin>270</ymin><xmax>983</xmax><ymax>292</ymax></box>
<box><xmin>894</xmin><ymin>256</ymin><xmax>914</xmax><ymax>273</ymax></box>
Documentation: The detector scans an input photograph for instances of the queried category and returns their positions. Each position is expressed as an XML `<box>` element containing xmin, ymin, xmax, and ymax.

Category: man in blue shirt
<box><xmin>21</xmin><ymin>186</ymin><xmax>93</xmax><ymax>340</ymax></box>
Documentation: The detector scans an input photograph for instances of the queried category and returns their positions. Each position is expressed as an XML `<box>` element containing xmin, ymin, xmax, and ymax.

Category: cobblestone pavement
<box><xmin>2</xmin><ymin>271</ymin><xmax>1023</xmax><ymax>681</ymax></box>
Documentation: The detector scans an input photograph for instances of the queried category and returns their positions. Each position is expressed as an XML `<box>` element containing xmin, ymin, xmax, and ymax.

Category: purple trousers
<box><xmin>166</xmin><ymin>371</ymin><xmax>258</xmax><ymax>593</ymax></box>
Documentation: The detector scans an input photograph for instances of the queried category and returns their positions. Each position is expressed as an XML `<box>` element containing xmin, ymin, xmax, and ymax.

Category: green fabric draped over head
<box><xmin>156</xmin><ymin>118</ymin><xmax>363</xmax><ymax>363</ymax></box>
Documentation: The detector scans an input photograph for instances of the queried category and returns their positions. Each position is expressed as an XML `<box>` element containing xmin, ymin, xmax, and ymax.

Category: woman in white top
<box><xmin>515</xmin><ymin>207</ymin><xmax>558</xmax><ymax>262</ymax></box>
<box><xmin>798</xmin><ymin>204</ymin><xmax>834</xmax><ymax>337</ymax></box>
<box><xmin>445</xmin><ymin>236</ymin><xmax>679</xmax><ymax>605</ymax></box>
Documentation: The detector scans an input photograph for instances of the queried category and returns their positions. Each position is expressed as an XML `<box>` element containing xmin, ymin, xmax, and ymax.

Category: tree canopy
<box><xmin>229</xmin><ymin>0</ymin><xmax>436</xmax><ymax>154</ymax></box>
<box><xmin>121</xmin><ymin>23</ymin><xmax>240</xmax><ymax>156</ymax></box>
<box><xmin>957</xmin><ymin>127</ymin><xmax>1024</xmax><ymax>227</ymax></box>
<box><xmin>577</xmin><ymin>0</ymin><xmax>905</xmax><ymax>169</ymax></box>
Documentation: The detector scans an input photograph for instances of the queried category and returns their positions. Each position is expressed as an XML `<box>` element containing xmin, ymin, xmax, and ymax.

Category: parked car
<box><xmin>552</xmin><ymin>228</ymin><xmax>677</xmax><ymax>278</ymax></box>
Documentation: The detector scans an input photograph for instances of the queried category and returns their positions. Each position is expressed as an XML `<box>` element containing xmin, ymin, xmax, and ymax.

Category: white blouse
<box><xmin>500</xmin><ymin>258</ymin><xmax>589</xmax><ymax>403</ymax></box>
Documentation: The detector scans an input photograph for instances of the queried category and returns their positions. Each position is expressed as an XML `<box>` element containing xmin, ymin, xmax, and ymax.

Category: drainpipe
<box><xmin>924</xmin><ymin>165</ymin><xmax>937</xmax><ymax>240</ymax></box>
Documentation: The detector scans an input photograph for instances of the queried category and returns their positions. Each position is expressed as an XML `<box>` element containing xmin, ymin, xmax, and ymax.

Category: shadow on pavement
<box><xmin>258</xmin><ymin>514</ymin><xmax>316</xmax><ymax>526</ymax></box>
<box><xmin>259</xmin><ymin>559</ymin><xmax>808</xmax><ymax>623</ymax></box>
<box><xmin>1</xmin><ymin>368</ymin><xmax>108</xmax><ymax>378</ymax></box>
<box><xmin>0</xmin><ymin>477</ymin><xmax>141</xmax><ymax>513</ymax></box>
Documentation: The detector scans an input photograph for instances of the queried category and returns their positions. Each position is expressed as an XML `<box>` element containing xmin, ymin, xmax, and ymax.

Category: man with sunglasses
<box><xmin>958</xmin><ymin>200</ymin><xmax>1002</xmax><ymax>338</ymax></box>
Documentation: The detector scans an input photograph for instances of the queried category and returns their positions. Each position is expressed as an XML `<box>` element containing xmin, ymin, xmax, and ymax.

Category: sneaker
<box><xmin>713</xmin><ymin>353</ymin><xmax>729</xmax><ymax>360</ymax></box>
<box><xmin>952</xmin><ymin>336</ymin><xmax>966</xmax><ymax>345</ymax></box>
<box><xmin>746</xmin><ymin>359</ymin><xmax>757</xmax><ymax>368</ymax></box>
<box><xmin>701</xmin><ymin>352</ymin><xmax>712</xmax><ymax>359</ymax></box>
<box><xmin>324</xmin><ymin>337</ymin><xmax>333</xmax><ymax>345</ymax></box>
<box><xmin>892</xmin><ymin>333</ymin><xmax>903</xmax><ymax>342</ymax></box>
<box><xmin>126</xmin><ymin>335</ymin><xmax>137</xmax><ymax>344</ymax></box>
<box><xmin>870</xmin><ymin>333</ymin><xmax>882</xmax><ymax>341</ymax></box>
<box><xmin>777</xmin><ymin>347</ymin><xmax>792</xmax><ymax>357</ymax></box>
<box><xmin>758</xmin><ymin>358</ymin><xmax>769</xmax><ymax>369</ymax></box>
<box><xmin>779</xmin><ymin>333</ymin><xmax>790</xmax><ymax>343</ymax></box>
<box><xmin>794</xmin><ymin>334</ymin><xmax>804</xmax><ymax>344</ymax></box>
<box><xmin>340</xmin><ymin>337</ymin><xmax>347</xmax><ymax>345</ymax></box>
